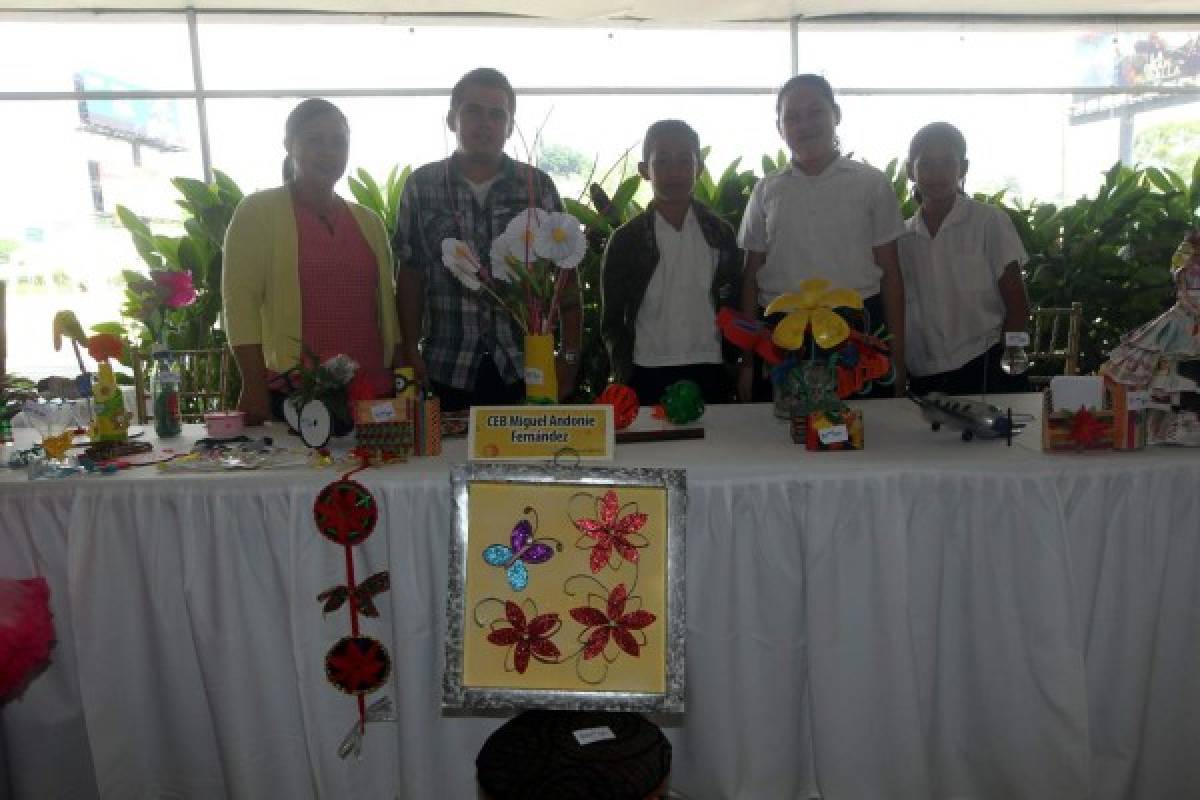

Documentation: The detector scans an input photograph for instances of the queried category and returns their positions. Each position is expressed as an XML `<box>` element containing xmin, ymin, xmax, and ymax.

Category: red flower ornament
<box><xmin>569</xmin><ymin>583</ymin><xmax>656</xmax><ymax>661</ymax></box>
<box><xmin>1068</xmin><ymin>406</ymin><xmax>1110</xmax><ymax>449</ymax></box>
<box><xmin>313</xmin><ymin>479</ymin><xmax>378</xmax><ymax>546</ymax></box>
<box><xmin>574</xmin><ymin>490</ymin><xmax>649</xmax><ymax>574</ymax></box>
<box><xmin>325</xmin><ymin>635</ymin><xmax>392</xmax><ymax>695</ymax></box>
<box><xmin>486</xmin><ymin>600</ymin><xmax>562</xmax><ymax>674</ymax></box>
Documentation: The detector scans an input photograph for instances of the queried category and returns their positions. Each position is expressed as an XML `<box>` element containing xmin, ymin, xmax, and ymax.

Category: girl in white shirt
<box><xmin>738</xmin><ymin>74</ymin><xmax>908</xmax><ymax>401</ymax></box>
<box><xmin>899</xmin><ymin>121</ymin><xmax>1030</xmax><ymax>395</ymax></box>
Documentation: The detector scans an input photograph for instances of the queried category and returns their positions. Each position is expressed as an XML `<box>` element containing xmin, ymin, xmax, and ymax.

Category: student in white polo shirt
<box><xmin>738</xmin><ymin>74</ymin><xmax>908</xmax><ymax>402</ymax></box>
<box><xmin>899</xmin><ymin>121</ymin><xmax>1030</xmax><ymax>396</ymax></box>
<box><xmin>601</xmin><ymin>119</ymin><xmax>741</xmax><ymax>405</ymax></box>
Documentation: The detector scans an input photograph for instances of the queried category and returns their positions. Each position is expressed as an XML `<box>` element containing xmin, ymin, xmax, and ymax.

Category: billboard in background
<box><xmin>75</xmin><ymin>70</ymin><xmax>185</xmax><ymax>152</ymax></box>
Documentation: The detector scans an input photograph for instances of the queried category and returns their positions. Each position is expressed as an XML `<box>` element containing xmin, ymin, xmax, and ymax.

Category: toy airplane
<box><xmin>910</xmin><ymin>392</ymin><xmax>1024</xmax><ymax>445</ymax></box>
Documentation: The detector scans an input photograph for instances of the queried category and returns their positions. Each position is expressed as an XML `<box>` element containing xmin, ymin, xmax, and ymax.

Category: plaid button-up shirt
<box><xmin>393</xmin><ymin>154</ymin><xmax>563</xmax><ymax>390</ymax></box>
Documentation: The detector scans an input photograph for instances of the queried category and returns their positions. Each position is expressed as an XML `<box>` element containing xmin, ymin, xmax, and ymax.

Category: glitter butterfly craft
<box><xmin>482</xmin><ymin>513</ymin><xmax>557</xmax><ymax>591</ymax></box>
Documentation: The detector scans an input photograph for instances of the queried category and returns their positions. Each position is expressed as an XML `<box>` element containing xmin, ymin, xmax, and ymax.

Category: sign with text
<box><xmin>468</xmin><ymin>405</ymin><xmax>614</xmax><ymax>462</ymax></box>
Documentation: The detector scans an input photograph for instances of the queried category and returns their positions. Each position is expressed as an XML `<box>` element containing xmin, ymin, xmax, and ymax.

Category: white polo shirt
<box><xmin>898</xmin><ymin>196</ymin><xmax>1028</xmax><ymax>377</ymax></box>
<box><xmin>738</xmin><ymin>156</ymin><xmax>905</xmax><ymax>306</ymax></box>
<box><xmin>633</xmin><ymin>207</ymin><xmax>722</xmax><ymax>367</ymax></box>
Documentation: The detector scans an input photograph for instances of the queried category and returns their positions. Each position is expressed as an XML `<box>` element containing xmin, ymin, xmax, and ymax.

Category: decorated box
<box><xmin>1104</xmin><ymin>376</ymin><xmax>1148</xmax><ymax>451</ymax></box>
<box><xmin>355</xmin><ymin>420</ymin><xmax>414</xmax><ymax>454</ymax></box>
<box><xmin>1041</xmin><ymin>388</ymin><xmax>1116</xmax><ymax>452</ymax></box>
<box><xmin>410</xmin><ymin>395</ymin><xmax>442</xmax><ymax>456</ymax></box>
<box><xmin>791</xmin><ymin>408</ymin><xmax>864</xmax><ymax>451</ymax></box>
<box><xmin>354</xmin><ymin>398</ymin><xmax>410</xmax><ymax>426</ymax></box>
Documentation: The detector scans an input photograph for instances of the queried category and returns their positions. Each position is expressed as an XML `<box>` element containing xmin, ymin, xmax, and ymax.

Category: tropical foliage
<box><xmin>116</xmin><ymin>152</ymin><xmax>1200</xmax><ymax>401</ymax></box>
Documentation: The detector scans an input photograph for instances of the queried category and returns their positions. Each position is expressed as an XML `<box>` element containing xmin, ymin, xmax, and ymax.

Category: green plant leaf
<box><xmin>563</xmin><ymin>197</ymin><xmax>607</xmax><ymax>232</ymax></box>
<box><xmin>609</xmin><ymin>175</ymin><xmax>641</xmax><ymax>216</ymax></box>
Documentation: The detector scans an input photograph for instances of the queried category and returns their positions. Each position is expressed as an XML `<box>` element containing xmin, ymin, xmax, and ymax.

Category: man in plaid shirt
<box><xmin>393</xmin><ymin>67</ymin><xmax>582</xmax><ymax>411</ymax></box>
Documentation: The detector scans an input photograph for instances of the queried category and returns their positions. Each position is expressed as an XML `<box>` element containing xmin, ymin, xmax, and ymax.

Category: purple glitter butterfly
<box><xmin>483</xmin><ymin>519</ymin><xmax>555</xmax><ymax>591</ymax></box>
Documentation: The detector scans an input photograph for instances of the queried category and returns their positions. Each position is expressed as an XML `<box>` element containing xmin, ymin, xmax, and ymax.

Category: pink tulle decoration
<box><xmin>0</xmin><ymin>577</ymin><xmax>54</xmax><ymax>701</ymax></box>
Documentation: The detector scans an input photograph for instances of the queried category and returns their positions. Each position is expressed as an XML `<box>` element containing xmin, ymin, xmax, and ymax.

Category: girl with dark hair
<box><xmin>899</xmin><ymin>121</ymin><xmax>1030</xmax><ymax>395</ymax></box>
<box><xmin>223</xmin><ymin>98</ymin><xmax>400</xmax><ymax>424</ymax></box>
<box><xmin>737</xmin><ymin>74</ymin><xmax>907</xmax><ymax>401</ymax></box>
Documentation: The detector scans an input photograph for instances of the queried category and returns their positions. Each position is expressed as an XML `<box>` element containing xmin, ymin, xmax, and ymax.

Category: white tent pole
<box><xmin>789</xmin><ymin>15</ymin><xmax>798</xmax><ymax>76</ymax></box>
<box><xmin>186</xmin><ymin>8</ymin><xmax>214</xmax><ymax>184</ymax></box>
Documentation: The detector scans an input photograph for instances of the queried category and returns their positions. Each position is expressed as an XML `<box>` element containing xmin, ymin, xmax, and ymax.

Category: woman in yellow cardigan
<box><xmin>223</xmin><ymin>98</ymin><xmax>400</xmax><ymax>424</ymax></box>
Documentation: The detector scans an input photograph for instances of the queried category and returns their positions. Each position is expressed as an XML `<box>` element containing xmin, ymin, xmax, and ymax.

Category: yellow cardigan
<box><xmin>222</xmin><ymin>186</ymin><xmax>399</xmax><ymax>372</ymax></box>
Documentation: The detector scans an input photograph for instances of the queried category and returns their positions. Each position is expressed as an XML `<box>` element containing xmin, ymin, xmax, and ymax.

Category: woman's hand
<box><xmin>399</xmin><ymin>341</ymin><xmax>427</xmax><ymax>386</ymax></box>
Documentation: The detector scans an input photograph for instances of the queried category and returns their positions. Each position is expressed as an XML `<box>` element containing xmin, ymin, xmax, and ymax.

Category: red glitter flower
<box><xmin>569</xmin><ymin>583</ymin><xmax>656</xmax><ymax>661</ymax></box>
<box><xmin>486</xmin><ymin>600</ymin><xmax>561</xmax><ymax>674</ymax></box>
<box><xmin>313</xmin><ymin>479</ymin><xmax>378</xmax><ymax>546</ymax></box>
<box><xmin>1068</xmin><ymin>406</ymin><xmax>1110</xmax><ymax>449</ymax></box>
<box><xmin>324</xmin><ymin>635</ymin><xmax>391</xmax><ymax>695</ymax></box>
<box><xmin>574</xmin><ymin>490</ymin><xmax>649</xmax><ymax>574</ymax></box>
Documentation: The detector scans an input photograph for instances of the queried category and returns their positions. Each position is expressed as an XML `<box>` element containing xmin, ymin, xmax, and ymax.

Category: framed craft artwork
<box><xmin>443</xmin><ymin>463</ymin><xmax>686</xmax><ymax>712</ymax></box>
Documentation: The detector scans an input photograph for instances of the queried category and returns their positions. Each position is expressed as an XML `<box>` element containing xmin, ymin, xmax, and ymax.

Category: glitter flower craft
<box><xmin>574</xmin><ymin>489</ymin><xmax>650</xmax><ymax>574</ymax></box>
<box><xmin>569</xmin><ymin>583</ymin><xmax>656</xmax><ymax>661</ymax></box>
<box><xmin>486</xmin><ymin>600</ymin><xmax>562</xmax><ymax>674</ymax></box>
<box><xmin>765</xmin><ymin>278</ymin><xmax>864</xmax><ymax>351</ymax></box>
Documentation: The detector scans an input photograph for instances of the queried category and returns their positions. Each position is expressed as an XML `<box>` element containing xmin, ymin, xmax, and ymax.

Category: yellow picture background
<box><xmin>463</xmin><ymin>481</ymin><xmax>668</xmax><ymax>693</ymax></box>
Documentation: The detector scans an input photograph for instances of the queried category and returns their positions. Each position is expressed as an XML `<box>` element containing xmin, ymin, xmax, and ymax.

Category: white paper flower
<box><xmin>533</xmin><ymin>211</ymin><xmax>586</xmax><ymax>269</ymax></box>
<box><xmin>501</xmin><ymin>208</ymin><xmax>548</xmax><ymax>264</ymax></box>
<box><xmin>441</xmin><ymin>238</ymin><xmax>483</xmax><ymax>291</ymax></box>
<box><xmin>321</xmin><ymin>354</ymin><xmax>359</xmax><ymax>385</ymax></box>
<box><xmin>487</xmin><ymin>236</ymin><xmax>515</xmax><ymax>283</ymax></box>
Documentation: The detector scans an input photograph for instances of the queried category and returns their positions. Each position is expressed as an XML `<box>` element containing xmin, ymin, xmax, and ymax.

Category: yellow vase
<box><xmin>523</xmin><ymin>333</ymin><xmax>558</xmax><ymax>404</ymax></box>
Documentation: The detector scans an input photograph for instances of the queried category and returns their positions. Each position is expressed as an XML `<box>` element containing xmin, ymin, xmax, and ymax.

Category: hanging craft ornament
<box><xmin>313</xmin><ymin>469</ymin><xmax>395</xmax><ymax>758</ymax></box>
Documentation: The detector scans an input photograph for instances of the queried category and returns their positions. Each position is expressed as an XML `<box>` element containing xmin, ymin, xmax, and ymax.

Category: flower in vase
<box><xmin>501</xmin><ymin>208</ymin><xmax>550</xmax><ymax>263</ymax></box>
<box><xmin>321</xmin><ymin>354</ymin><xmax>358</xmax><ymax>385</ymax></box>
<box><xmin>487</xmin><ymin>236</ymin><xmax>516</xmax><ymax>283</ymax></box>
<box><xmin>533</xmin><ymin>212</ymin><xmax>586</xmax><ymax>269</ymax></box>
<box><xmin>441</xmin><ymin>238</ymin><xmax>483</xmax><ymax>291</ymax></box>
<box><xmin>765</xmin><ymin>278</ymin><xmax>864</xmax><ymax>351</ymax></box>
<box><xmin>152</xmin><ymin>270</ymin><xmax>197</xmax><ymax>309</ymax></box>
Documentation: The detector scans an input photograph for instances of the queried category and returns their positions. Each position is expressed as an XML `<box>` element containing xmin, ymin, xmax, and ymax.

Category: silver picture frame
<box><xmin>443</xmin><ymin>462</ymin><xmax>686</xmax><ymax>713</ymax></box>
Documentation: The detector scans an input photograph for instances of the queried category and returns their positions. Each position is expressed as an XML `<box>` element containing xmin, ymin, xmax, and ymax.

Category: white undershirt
<box><xmin>633</xmin><ymin>208</ymin><xmax>722</xmax><ymax>367</ymax></box>
<box><xmin>465</xmin><ymin>176</ymin><xmax>499</xmax><ymax>207</ymax></box>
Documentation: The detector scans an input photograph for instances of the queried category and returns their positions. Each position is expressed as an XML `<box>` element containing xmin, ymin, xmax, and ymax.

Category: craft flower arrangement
<box><xmin>122</xmin><ymin>269</ymin><xmax>198</xmax><ymax>349</ymax></box>
<box><xmin>441</xmin><ymin>209</ymin><xmax>586</xmax><ymax>401</ymax></box>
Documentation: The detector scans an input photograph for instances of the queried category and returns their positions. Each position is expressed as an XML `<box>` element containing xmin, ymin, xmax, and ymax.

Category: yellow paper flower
<box><xmin>764</xmin><ymin>279</ymin><xmax>863</xmax><ymax>350</ymax></box>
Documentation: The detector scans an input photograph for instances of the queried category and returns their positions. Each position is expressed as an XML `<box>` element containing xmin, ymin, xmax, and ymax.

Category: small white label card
<box><xmin>370</xmin><ymin>402</ymin><xmax>397</xmax><ymax>423</ymax></box>
<box><xmin>1126</xmin><ymin>390</ymin><xmax>1150</xmax><ymax>411</ymax></box>
<box><xmin>573</xmin><ymin>726</ymin><xmax>617</xmax><ymax>746</ymax></box>
<box><xmin>1005</xmin><ymin>331</ymin><xmax>1031</xmax><ymax>347</ymax></box>
<box><xmin>818</xmin><ymin>424</ymin><xmax>850</xmax><ymax>445</ymax></box>
<box><xmin>1050</xmin><ymin>375</ymin><xmax>1104</xmax><ymax>412</ymax></box>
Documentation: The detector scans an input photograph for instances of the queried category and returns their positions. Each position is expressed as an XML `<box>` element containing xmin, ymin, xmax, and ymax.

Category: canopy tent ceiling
<box><xmin>4</xmin><ymin>0</ymin><xmax>1199</xmax><ymax>20</ymax></box>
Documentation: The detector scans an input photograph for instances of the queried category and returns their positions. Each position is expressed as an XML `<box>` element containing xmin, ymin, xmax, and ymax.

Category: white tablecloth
<box><xmin>3</xmin><ymin>397</ymin><xmax>1199</xmax><ymax>799</ymax></box>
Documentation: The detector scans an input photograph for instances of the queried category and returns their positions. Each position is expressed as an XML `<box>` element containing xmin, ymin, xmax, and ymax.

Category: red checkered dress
<box><xmin>295</xmin><ymin>201</ymin><xmax>390</xmax><ymax>395</ymax></box>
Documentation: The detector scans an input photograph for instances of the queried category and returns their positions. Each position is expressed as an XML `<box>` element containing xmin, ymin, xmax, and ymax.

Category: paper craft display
<box><xmin>1041</xmin><ymin>378</ymin><xmax>1116</xmax><ymax>452</ymax></box>
<box><xmin>792</xmin><ymin>407</ymin><xmax>864</xmax><ymax>451</ymax></box>
<box><xmin>444</xmin><ymin>465</ymin><xmax>685</xmax><ymax>712</ymax></box>
<box><xmin>594</xmin><ymin>384</ymin><xmax>639</xmax><ymax>430</ymax></box>
<box><xmin>312</xmin><ymin>475</ymin><xmax>395</xmax><ymax>757</ymax></box>
<box><xmin>91</xmin><ymin>363</ymin><xmax>130</xmax><ymax>442</ymax></box>
<box><xmin>412</xmin><ymin>395</ymin><xmax>442</xmax><ymax>456</ymax></box>
<box><xmin>652</xmin><ymin>380</ymin><xmax>704</xmax><ymax>425</ymax></box>
<box><xmin>1102</xmin><ymin>228</ymin><xmax>1200</xmax><ymax>446</ymax></box>
<box><xmin>721</xmin><ymin>280</ymin><xmax>890</xmax><ymax>445</ymax></box>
